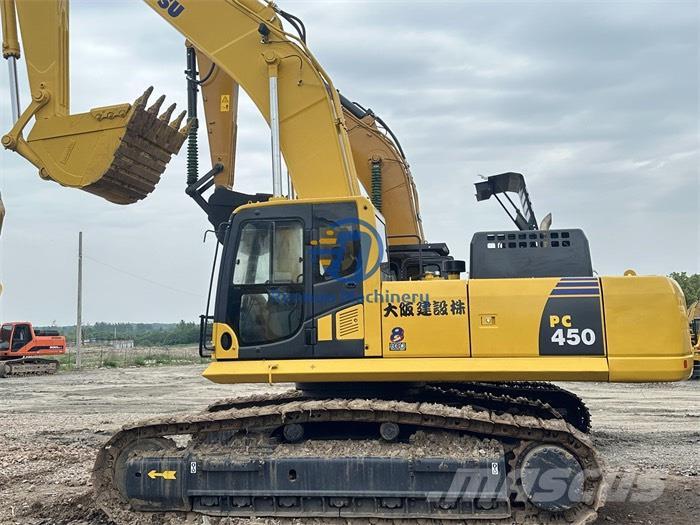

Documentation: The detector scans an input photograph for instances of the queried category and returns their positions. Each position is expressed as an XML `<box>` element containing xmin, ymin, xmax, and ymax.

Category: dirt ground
<box><xmin>0</xmin><ymin>365</ymin><xmax>697</xmax><ymax>525</ymax></box>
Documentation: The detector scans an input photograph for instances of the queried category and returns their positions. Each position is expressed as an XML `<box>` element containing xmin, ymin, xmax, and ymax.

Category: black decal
<box><xmin>417</xmin><ymin>301</ymin><xmax>432</xmax><ymax>316</ymax></box>
<box><xmin>450</xmin><ymin>299</ymin><xmax>466</xmax><ymax>315</ymax></box>
<box><xmin>433</xmin><ymin>300</ymin><xmax>448</xmax><ymax>316</ymax></box>
<box><xmin>383</xmin><ymin>303</ymin><xmax>398</xmax><ymax>318</ymax></box>
<box><xmin>539</xmin><ymin>296</ymin><xmax>605</xmax><ymax>356</ymax></box>
<box><xmin>399</xmin><ymin>302</ymin><xmax>414</xmax><ymax>317</ymax></box>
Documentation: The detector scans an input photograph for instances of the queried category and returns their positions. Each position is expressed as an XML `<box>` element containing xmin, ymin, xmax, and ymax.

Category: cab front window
<box><xmin>0</xmin><ymin>325</ymin><xmax>11</xmax><ymax>350</ymax></box>
<box><xmin>230</xmin><ymin>220</ymin><xmax>304</xmax><ymax>345</ymax></box>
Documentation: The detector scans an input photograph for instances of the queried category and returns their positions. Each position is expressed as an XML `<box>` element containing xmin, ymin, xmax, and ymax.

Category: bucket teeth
<box><xmin>134</xmin><ymin>86</ymin><xmax>154</xmax><ymax>110</ymax></box>
<box><xmin>180</xmin><ymin>118</ymin><xmax>195</xmax><ymax>135</ymax></box>
<box><xmin>159</xmin><ymin>103</ymin><xmax>177</xmax><ymax>122</ymax></box>
<box><xmin>147</xmin><ymin>95</ymin><xmax>166</xmax><ymax>114</ymax></box>
<box><xmin>80</xmin><ymin>86</ymin><xmax>189</xmax><ymax>205</ymax></box>
<box><xmin>170</xmin><ymin>110</ymin><xmax>187</xmax><ymax>131</ymax></box>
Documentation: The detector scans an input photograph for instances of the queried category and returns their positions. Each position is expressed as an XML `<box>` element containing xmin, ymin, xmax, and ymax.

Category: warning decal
<box><xmin>220</xmin><ymin>94</ymin><xmax>231</xmax><ymax>112</ymax></box>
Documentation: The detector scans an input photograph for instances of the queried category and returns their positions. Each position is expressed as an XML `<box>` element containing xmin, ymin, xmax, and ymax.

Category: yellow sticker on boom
<box><xmin>148</xmin><ymin>469</ymin><xmax>177</xmax><ymax>480</ymax></box>
<box><xmin>220</xmin><ymin>94</ymin><xmax>231</xmax><ymax>112</ymax></box>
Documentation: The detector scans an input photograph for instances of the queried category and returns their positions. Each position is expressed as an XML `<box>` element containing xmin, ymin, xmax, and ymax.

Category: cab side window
<box><xmin>314</xmin><ymin>203</ymin><xmax>362</xmax><ymax>282</ymax></box>
<box><xmin>12</xmin><ymin>324</ymin><xmax>31</xmax><ymax>349</ymax></box>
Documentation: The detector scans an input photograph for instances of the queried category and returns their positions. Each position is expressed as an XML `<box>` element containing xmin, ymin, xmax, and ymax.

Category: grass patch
<box><xmin>57</xmin><ymin>355</ymin><xmax>74</xmax><ymax>367</ymax></box>
<box><xmin>153</xmin><ymin>354</ymin><xmax>173</xmax><ymax>365</ymax></box>
<box><xmin>55</xmin><ymin>346</ymin><xmax>206</xmax><ymax>372</ymax></box>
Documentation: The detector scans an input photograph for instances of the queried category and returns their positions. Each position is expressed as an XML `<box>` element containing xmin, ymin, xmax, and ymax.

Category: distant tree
<box><xmin>54</xmin><ymin>321</ymin><xmax>200</xmax><ymax>347</ymax></box>
<box><xmin>669</xmin><ymin>272</ymin><xmax>700</xmax><ymax>307</ymax></box>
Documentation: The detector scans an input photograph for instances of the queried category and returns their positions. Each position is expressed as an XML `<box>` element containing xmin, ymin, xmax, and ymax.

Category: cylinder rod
<box><xmin>7</xmin><ymin>56</ymin><xmax>20</xmax><ymax>123</ymax></box>
<box><xmin>269</xmin><ymin>75</ymin><xmax>283</xmax><ymax>197</ymax></box>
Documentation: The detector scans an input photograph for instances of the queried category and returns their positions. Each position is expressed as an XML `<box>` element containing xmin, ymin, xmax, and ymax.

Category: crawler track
<box><xmin>208</xmin><ymin>381</ymin><xmax>591</xmax><ymax>433</ymax></box>
<box><xmin>94</xmin><ymin>384</ymin><xmax>605</xmax><ymax>524</ymax></box>
<box><xmin>0</xmin><ymin>358</ymin><xmax>59</xmax><ymax>377</ymax></box>
<box><xmin>450</xmin><ymin>382</ymin><xmax>592</xmax><ymax>433</ymax></box>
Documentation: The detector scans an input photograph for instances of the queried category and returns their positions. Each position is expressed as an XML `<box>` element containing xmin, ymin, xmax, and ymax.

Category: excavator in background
<box><xmin>1</xmin><ymin>1</ymin><xmax>694</xmax><ymax>524</ymax></box>
<box><xmin>688</xmin><ymin>301</ymin><xmax>700</xmax><ymax>379</ymax></box>
<box><xmin>0</xmin><ymin>321</ymin><xmax>66</xmax><ymax>376</ymax></box>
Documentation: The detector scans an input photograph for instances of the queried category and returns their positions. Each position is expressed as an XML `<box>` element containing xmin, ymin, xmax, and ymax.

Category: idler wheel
<box><xmin>519</xmin><ymin>445</ymin><xmax>584</xmax><ymax>512</ymax></box>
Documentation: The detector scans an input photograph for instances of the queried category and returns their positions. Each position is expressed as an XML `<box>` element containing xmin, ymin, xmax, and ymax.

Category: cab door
<box><xmin>218</xmin><ymin>204</ymin><xmax>315</xmax><ymax>360</ymax></box>
<box><xmin>10</xmin><ymin>324</ymin><xmax>32</xmax><ymax>352</ymax></box>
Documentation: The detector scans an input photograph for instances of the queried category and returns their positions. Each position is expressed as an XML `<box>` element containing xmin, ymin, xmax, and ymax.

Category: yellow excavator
<box><xmin>687</xmin><ymin>300</ymin><xmax>700</xmax><ymax>379</ymax></box>
<box><xmin>2</xmin><ymin>1</ymin><xmax>693</xmax><ymax>524</ymax></box>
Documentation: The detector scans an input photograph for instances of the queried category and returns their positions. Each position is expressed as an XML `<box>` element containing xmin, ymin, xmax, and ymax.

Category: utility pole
<box><xmin>76</xmin><ymin>231</ymin><xmax>83</xmax><ymax>369</ymax></box>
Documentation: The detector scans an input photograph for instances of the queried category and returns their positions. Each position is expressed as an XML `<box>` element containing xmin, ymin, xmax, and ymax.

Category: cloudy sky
<box><xmin>0</xmin><ymin>0</ymin><xmax>698</xmax><ymax>326</ymax></box>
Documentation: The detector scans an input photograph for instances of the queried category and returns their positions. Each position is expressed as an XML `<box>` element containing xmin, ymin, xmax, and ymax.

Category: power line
<box><xmin>84</xmin><ymin>255</ymin><xmax>204</xmax><ymax>298</ymax></box>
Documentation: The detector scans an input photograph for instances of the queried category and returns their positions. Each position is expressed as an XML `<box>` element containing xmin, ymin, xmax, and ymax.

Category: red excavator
<box><xmin>0</xmin><ymin>321</ymin><xmax>66</xmax><ymax>377</ymax></box>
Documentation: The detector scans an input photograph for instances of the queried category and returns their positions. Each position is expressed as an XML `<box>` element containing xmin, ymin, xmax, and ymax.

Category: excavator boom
<box><xmin>146</xmin><ymin>0</ymin><xmax>360</xmax><ymax>199</ymax></box>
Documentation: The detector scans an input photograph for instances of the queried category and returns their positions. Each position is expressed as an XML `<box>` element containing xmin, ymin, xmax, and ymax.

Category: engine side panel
<box><xmin>603</xmin><ymin>276</ymin><xmax>692</xmax><ymax>381</ymax></box>
<box><xmin>204</xmin><ymin>274</ymin><xmax>692</xmax><ymax>383</ymax></box>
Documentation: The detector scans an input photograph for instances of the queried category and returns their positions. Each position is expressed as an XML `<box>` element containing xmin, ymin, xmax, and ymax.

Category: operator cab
<box><xmin>206</xmin><ymin>197</ymin><xmax>379</xmax><ymax>361</ymax></box>
<box><xmin>0</xmin><ymin>322</ymin><xmax>32</xmax><ymax>352</ymax></box>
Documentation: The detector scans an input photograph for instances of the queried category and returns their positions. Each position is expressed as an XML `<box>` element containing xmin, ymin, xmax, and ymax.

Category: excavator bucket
<box><xmin>25</xmin><ymin>87</ymin><xmax>190</xmax><ymax>205</ymax></box>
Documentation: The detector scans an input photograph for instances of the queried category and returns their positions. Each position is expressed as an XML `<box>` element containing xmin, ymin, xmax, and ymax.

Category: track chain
<box><xmin>443</xmin><ymin>382</ymin><xmax>591</xmax><ymax>433</ymax></box>
<box><xmin>207</xmin><ymin>381</ymin><xmax>590</xmax><ymax>432</ymax></box>
<box><xmin>0</xmin><ymin>358</ymin><xmax>59</xmax><ymax>378</ymax></box>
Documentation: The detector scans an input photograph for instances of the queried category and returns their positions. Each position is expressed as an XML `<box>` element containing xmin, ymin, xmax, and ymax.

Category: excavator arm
<box><xmin>195</xmin><ymin>49</ymin><xmax>239</xmax><ymax>189</ymax></box>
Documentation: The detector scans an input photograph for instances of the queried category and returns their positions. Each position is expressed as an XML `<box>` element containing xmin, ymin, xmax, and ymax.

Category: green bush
<box><xmin>153</xmin><ymin>354</ymin><xmax>172</xmax><ymax>365</ymax></box>
<box><xmin>669</xmin><ymin>272</ymin><xmax>700</xmax><ymax>307</ymax></box>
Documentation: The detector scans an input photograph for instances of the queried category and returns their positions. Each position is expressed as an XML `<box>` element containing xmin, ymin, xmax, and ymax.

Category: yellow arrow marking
<box><xmin>147</xmin><ymin>469</ymin><xmax>177</xmax><ymax>480</ymax></box>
